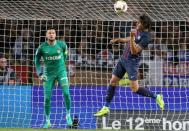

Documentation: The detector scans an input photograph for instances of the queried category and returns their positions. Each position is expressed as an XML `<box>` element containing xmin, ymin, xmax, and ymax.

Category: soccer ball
<box><xmin>114</xmin><ymin>0</ymin><xmax>128</xmax><ymax>14</ymax></box>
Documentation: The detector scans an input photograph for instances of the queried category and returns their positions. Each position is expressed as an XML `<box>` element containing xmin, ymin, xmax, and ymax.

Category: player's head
<box><xmin>0</xmin><ymin>53</ymin><xmax>7</xmax><ymax>70</ymax></box>
<box><xmin>136</xmin><ymin>14</ymin><xmax>152</xmax><ymax>31</ymax></box>
<box><xmin>46</xmin><ymin>28</ymin><xmax>56</xmax><ymax>41</ymax></box>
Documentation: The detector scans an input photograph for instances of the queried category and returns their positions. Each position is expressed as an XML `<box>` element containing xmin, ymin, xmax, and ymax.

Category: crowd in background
<box><xmin>0</xmin><ymin>19</ymin><xmax>188</xmax><ymax>85</ymax></box>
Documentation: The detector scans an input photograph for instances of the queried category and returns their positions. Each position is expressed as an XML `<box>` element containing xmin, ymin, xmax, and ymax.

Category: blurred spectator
<box><xmin>70</xmin><ymin>37</ymin><xmax>95</xmax><ymax>67</ymax></box>
<box><xmin>12</xmin><ymin>27</ymin><xmax>34</xmax><ymax>65</ymax></box>
<box><xmin>61</xmin><ymin>22</ymin><xmax>81</xmax><ymax>49</ymax></box>
<box><xmin>3</xmin><ymin>21</ymin><xmax>17</xmax><ymax>53</ymax></box>
<box><xmin>67</xmin><ymin>61</ymin><xmax>76</xmax><ymax>77</ymax></box>
<box><xmin>0</xmin><ymin>54</ymin><xmax>17</xmax><ymax>85</ymax></box>
<box><xmin>0</xmin><ymin>20</ymin><xmax>5</xmax><ymax>53</ymax></box>
<box><xmin>12</xmin><ymin>27</ymin><xmax>34</xmax><ymax>84</ymax></box>
<box><xmin>96</xmin><ymin>49</ymin><xmax>113</xmax><ymax>67</ymax></box>
<box><xmin>166</xmin><ymin>25</ymin><xmax>180</xmax><ymax>63</ymax></box>
<box><xmin>111</xmin><ymin>44</ymin><xmax>121</xmax><ymax>60</ymax></box>
<box><xmin>94</xmin><ymin>22</ymin><xmax>107</xmax><ymax>54</ymax></box>
<box><xmin>61</xmin><ymin>25</ymin><xmax>72</xmax><ymax>47</ymax></box>
<box><xmin>178</xmin><ymin>39</ymin><xmax>189</xmax><ymax>61</ymax></box>
<box><xmin>148</xmin><ymin>31</ymin><xmax>167</xmax><ymax>60</ymax></box>
<box><xmin>109</xmin><ymin>30</ymin><xmax>124</xmax><ymax>64</ymax></box>
<box><xmin>152</xmin><ymin>38</ymin><xmax>168</xmax><ymax>61</ymax></box>
<box><xmin>138</xmin><ymin>63</ymin><xmax>150</xmax><ymax>87</ymax></box>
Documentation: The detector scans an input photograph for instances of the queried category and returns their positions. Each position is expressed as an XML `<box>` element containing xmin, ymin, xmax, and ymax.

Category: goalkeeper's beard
<box><xmin>48</xmin><ymin>39</ymin><xmax>56</xmax><ymax>44</ymax></box>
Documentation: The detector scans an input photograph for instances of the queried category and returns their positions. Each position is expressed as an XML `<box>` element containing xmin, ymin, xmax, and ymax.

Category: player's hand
<box><xmin>110</xmin><ymin>39</ymin><xmax>117</xmax><ymax>44</ymax></box>
<box><xmin>39</xmin><ymin>74</ymin><xmax>47</xmax><ymax>81</ymax></box>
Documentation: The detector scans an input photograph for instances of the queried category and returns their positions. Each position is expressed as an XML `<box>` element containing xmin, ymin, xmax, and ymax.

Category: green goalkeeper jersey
<box><xmin>35</xmin><ymin>40</ymin><xmax>68</xmax><ymax>76</ymax></box>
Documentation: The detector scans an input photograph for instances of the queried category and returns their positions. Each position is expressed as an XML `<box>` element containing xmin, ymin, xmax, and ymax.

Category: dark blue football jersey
<box><xmin>122</xmin><ymin>31</ymin><xmax>151</xmax><ymax>59</ymax></box>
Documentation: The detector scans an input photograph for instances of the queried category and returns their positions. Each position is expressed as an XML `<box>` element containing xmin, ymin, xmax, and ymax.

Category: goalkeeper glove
<box><xmin>39</xmin><ymin>73</ymin><xmax>47</xmax><ymax>81</ymax></box>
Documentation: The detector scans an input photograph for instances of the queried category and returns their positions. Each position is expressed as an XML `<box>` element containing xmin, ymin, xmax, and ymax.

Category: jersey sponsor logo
<box><xmin>131</xmin><ymin>76</ymin><xmax>135</xmax><ymax>79</ymax></box>
<box><xmin>45</xmin><ymin>55</ymin><xmax>61</xmax><ymax>60</ymax></box>
<box><xmin>137</xmin><ymin>35</ymin><xmax>141</xmax><ymax>40</ymax></box>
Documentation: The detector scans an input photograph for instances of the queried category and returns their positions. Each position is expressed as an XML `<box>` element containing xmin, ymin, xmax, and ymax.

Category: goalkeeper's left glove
<box><xmin>39</xmin><ymin>73</ymin><xmax>47</xmax><ymax>81</ymax></box>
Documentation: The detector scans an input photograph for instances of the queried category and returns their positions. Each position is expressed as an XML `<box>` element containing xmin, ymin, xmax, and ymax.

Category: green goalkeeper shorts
<box><xmin>43</xmin><ymin>70</ymin><xmax>69</xmax><ymax>91</ymax></box>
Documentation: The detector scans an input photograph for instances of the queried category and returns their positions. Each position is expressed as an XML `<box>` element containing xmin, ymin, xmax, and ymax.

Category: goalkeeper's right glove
<box><xmin>39</xmin><ymin>73</ymin><xmax>47</xmax><ymax>81</ymax></box>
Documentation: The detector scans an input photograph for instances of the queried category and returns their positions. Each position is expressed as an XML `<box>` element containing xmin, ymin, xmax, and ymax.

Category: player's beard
<box><xmin>48</xmin><ymin>38</ymin><xmax>56</xmax><ymax>43</ymax></box>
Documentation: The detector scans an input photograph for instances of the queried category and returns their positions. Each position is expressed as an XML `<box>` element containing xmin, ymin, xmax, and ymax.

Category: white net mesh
<box><xmin>0</xmin><ymin>0</ymin><xmax>188</xmax><ymax>21</ymax></box>
<box><xmin>0</xmin><ymin>0</ymin><xmax>189</xmax><ymax>130</ymax></box>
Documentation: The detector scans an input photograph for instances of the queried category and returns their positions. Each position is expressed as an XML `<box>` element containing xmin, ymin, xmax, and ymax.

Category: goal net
<box><xmin>0</xmin><ymin>0</ymin><xmax>189</xmax><ymax>130</ymax></box>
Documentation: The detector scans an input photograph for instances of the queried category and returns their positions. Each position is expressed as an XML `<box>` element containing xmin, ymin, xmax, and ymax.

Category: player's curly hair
<box><xmin>139</xmin><ymin>14</ymin><xmax>152</xmax><ymax>30</ymax></box>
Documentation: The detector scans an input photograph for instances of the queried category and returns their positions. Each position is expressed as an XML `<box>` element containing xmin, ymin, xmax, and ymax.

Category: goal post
<box><xmin>0</xmin><ymin>0</ymin><xmax>189</xmax><ymax>130</ymax></box>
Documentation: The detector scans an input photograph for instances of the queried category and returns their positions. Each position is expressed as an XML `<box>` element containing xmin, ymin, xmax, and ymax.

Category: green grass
<box><xmin>0</xmin><ymin>129</ymin><xmax>135</xmax><ymax>131</ymax></box>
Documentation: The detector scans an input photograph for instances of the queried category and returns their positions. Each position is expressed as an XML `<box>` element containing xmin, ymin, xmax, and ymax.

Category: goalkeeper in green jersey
<box><xmin>35</xmin><ymin>28</ymin><xmax>72</xmax><ymax>128</ymax></box>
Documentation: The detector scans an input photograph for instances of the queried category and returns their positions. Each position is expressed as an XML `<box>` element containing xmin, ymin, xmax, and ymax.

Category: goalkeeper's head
<box><xmin>136</xmin><ymin>14</ymin><xmax>152</xmax><ymax>31</ymax></box>
<box><xmin>46</xmin><ymin>28</ymin><xmax>56</xmax><ymax>42</ymax></box>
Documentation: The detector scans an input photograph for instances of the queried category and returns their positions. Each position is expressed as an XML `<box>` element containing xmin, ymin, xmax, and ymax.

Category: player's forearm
<box><xmin>35</xmin><ymin>55</ymin><xmax>42</xmax><ymax>76</ymax></box>
<box><xmin>130</xmin><ymin>37</ymin><xmax>138</xmax><ymax>54</ymax></box>
<box><xmin>112</xmin><ymin>37</ymin><xmax>130</xmax><ymax>43</ymax></box>
<box><xmin>64</xmin><ymin>50</ymin><xmax>68</xmax><ymax>61</ymax></box>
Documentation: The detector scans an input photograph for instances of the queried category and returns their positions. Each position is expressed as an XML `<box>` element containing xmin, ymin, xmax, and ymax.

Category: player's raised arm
<box><xmin>130</xmin><ymin>29</ymin><xmax>142</xmax><ymax>55</ymax></box>
<box><xmin>110</xmin><ymin>37</ymin><xmax>130</xmax><ymax>44</ymax></box>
